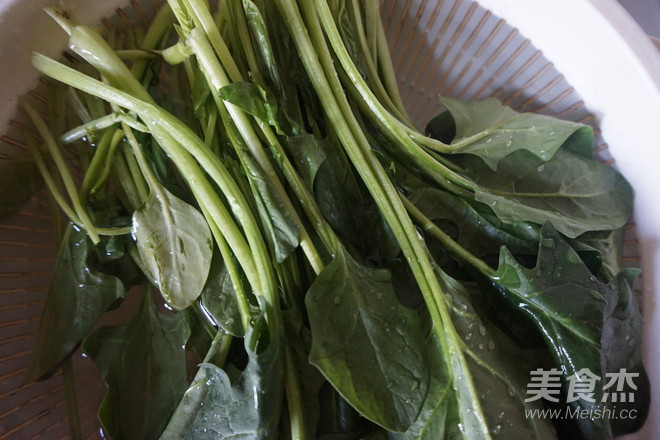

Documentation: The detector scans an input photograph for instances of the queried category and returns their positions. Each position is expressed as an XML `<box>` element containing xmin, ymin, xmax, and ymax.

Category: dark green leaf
<box><xmin>305</xmin><ymin>248</ymin><xmax>429</xmax><ymax>432</ymax></box>
<box><xmin>242</xmin><ymin>155</ymin><xmax>300</xmax><ymax>263</ymax></box>
<box><xmin>132</xmin><ymin>184</ymin><xmax>213</xmax><ymax>310</ymax></box>
<box><xmin>219</xmin><ymin>82</ymin><xmax>283</xmax><ymax>134</ymax></box>
<box><xmin>284</xmin><ymin>134</ymin><xmax>328</xmax><ymax>189</ymax></box>
<box><xmin>408</xmin><ymin>186</ymin><xmax>540</xmax><ymax>257</ymax></box>
<box><xmin>83</xmin><ymin>292</ymin><xmax>191</xmax><ymax>440</ymax></box>
<box><xmin>161</xmin><ymin>323</ymin><xmax>283</xmax><ymax>439</ymax></box>
<box><xmin>392</xmin><ymin>269</ymin><xmax>556</xmax><ymax>440</ymax></box>
<box><xmin>242</xmin><ymin>0</ymin><xmax>282</xmax><ymax>91</ymax></box>
<box><xmin>493</xmin><ymin>223</ymin><xmax>648</xmax><ymax>439</ymax></box>
<box><xmin>600</xmin><ymin>268</ymin><xmax>650</xmax><ymax>435</ymax></box>
<box><xmin>0</xmin><ymin>155</ymin><xmax>44</xmax><ymax>220</ymax></box>
<box><xmin>466</xmin><ymin>149</ymin><xmax>633</xmax><ymax>238</ymax></box>
<box><xmin>200</xmin><ymin>252</ymin><xmax>246</xmax><ymax>337</ymax></box>
<box><xmin>26</xmin><ymin>224</ymin><xmax>127</xmax><ymax>382</ymax></box>
<box><xmin>433</xmin><ymin>96</ymin><xmax>593</xmax><ymax>170</ymax></box>
<box><xmin>314</xmin><ymin>144</ymin><xmax>399</xmax><ymax>263</ymax></box>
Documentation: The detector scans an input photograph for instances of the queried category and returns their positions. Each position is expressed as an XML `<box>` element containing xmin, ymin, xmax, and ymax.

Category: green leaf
<box><xmin>26</xmin><ymin>224</ymin><xmax>127</xmax><ymax>382</ymax></box>
<box><xmin>305</xmin><ymin>248</ymin><xmax>429</xmax><ymax>432</ymax></box>
<box><xmin>200</xmin><ymin>252</ymin><xmax>246</xmax><ymax>337</ymax></box>
<box><xmin>219</xmin><ymin>82</ymin><xmax>284</xmax><ymax>134</ymax></box>
<box><xmin>467</xmin><ymin>149</ymin><xmax>633</xmax><ymax>238</ymax></box>
<box><xmin>242</xmin><ymin>0</ymin><xmax>283</xmax><ymax>91</ymax></box>
<box><xmin>161</xmin><ymin>322</ymin><xmax>283</xmax><ymax>439</ymax></box>
<box><xmin>600</xmin><ymin>268</ymin><xmax>650</xmax><ymax>435</ymax></box>
<box><xmin>284</xmin><ymin>134</ymin><xmax>328</xmax><ymax>189</ymax></box>
<box><xmin>432</xmin><ymin>96</ymin><xmax>593</xmax><ymax>170</ymax></box>
<box><xmin>408</xmin><ymin>186</ymin><xmax>540</xmax><ymax>258</ymax></box>
<box><xmin>132</xmin><ymin>184</ymin><xmax>213</xmax><ymax>310</ymax></box>
<box><xmin>393</xmin><ymin>269</ymin><xmax>556</xmax><ymax>440</ymax></box>
<box><xmin>242</xmin><ymin>155</ymin><xmax>300</xmax><ymax>263</ymax></box>
<box><xmin>493</xmin><ymin>223</ymin><xmax>647</xmax><ymax>439</ymax></box>
<box><xmin>314</xmin><ymin>143</ymin><xmax>399</xmax><ymax>263</ymax></box>
<box><xmin>83</xmin><ymin>292</ymin><xmax>191</xmax><ymax>440</ymax></box>
<box><xmin>0</xmin><ymin>155</ymin><xmax>44</xmax><ymax>220</ymax></box>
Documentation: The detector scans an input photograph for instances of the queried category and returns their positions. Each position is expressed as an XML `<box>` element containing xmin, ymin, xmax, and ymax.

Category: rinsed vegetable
<box><xmin>7</xmin><ymin>0</ymin><xmax>648</xmax><ymax>439</ymax></box>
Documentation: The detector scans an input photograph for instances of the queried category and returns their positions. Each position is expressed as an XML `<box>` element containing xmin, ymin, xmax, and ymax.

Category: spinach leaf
<box><xmin>407</xmin><ymin>185</ymin><xmax>540</xmax><ymax>258</ymax></box>
<box><xmin>0</xmin><ymin>155</ymin><xmax>44</xmax><ymax>220</ymax></box>
<box><xmin>82</xmin><ymin>292</ymin><xmax>191</xmax><ymax>440</ymax></box>
<box><xmin>314</xmin><ymin>142</ymin><xmax>399</xmax><ymax>263</ymax></box>
<box><xmin>601</xmin><ymin>268</ymin><xmax>650</xmax><ymax>435</ymax></box>
<box><xmin>219</xmin><ymin>82</ymin><xmax>285</xmax><ymax>134</ymax></box>
<box><xmin>392</xmin><ymin>269</ymin><xmax>556</xmax><ymax>440</ymax></box>
<box><xmin>25</xmin><ymin>224</ymin><xmax>127</xmax><ymax>382</ymax></box>
<box><xmin>431</xmin><ymin>96</ymin><xmax>593</xmax><ymax>170</ymax></box>
<box><xmin>161</xmin><ymin>323</ymin><xmax>283</xmax><ymax>439</ymax></box>
<box><xmin>200</xmin><ymin>252</ymin><xmax>247</xmax><ymax>337</ymax></box>
<box><xmin>305</xmin><ymin>248</ymin><xmax>429</xmax><ymax>432</ymax></box>
<box><xmin>466</xmin><ymin>149</ymin><xmax>633</xmax><ymax>238</ymax></box>
<box><xmin>284</xmin><ymin>134</ymin><xmax>328</xmax><ymax>189</ymax></box>
<box><xmin>493</xmin><ymin>223</ymin><xmax>646</xmax><ymax>439</ymax></box>
<box><xmin>242</xmin><ymin>154</ymin><xmax>300</xmax><ymax>263</ymax></box>
<box><xmin>243</xmin><ymin>0</ymin><xmax>283</xmax><ymax>92</ymax></box>
<box><xmin>132</xmin><ymin>184</ymin><xmax>213</xmax><ymax>310</ymax></box>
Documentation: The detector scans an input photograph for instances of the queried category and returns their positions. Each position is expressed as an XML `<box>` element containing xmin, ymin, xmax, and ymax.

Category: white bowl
<box><xmin>0</xmin><ymin>0</ymin><xmax>658</xmax><ymax>438</ymax></box>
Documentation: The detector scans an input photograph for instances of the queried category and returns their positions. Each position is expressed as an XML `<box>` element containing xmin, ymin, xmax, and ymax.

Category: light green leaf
<box><xmin>161</xmin><ymin>322</ymin><xmax>283</xmax><ymax>439</ymax></box>
<box><xmin>434</xmin><ymin>96</ymin><xmax>592</xmax><ymax>170</ymax></box>
<box><xmin>132</xmin><ymin>185</ymin><xmax>213</xmax><ymax>310</ymax></box>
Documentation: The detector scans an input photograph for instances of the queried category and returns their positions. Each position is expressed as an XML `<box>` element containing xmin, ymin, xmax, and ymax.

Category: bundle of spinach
<box><xmin>4</xmin><ymin>0</ymin><xmax>648</xmax><ymax>439</ymax></box>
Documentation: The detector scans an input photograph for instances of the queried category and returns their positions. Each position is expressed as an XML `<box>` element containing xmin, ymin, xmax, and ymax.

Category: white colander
<box><xmin>0</xmin><ymin>0</ymin><xmax>658</xmax><ymax>439</ymax></box>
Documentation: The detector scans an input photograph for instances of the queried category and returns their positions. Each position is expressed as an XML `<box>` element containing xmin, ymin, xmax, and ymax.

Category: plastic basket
<box><xmin>0</xmin><ymin>0</ymin><xmax>658</xmax><ymax>438</ymax></box>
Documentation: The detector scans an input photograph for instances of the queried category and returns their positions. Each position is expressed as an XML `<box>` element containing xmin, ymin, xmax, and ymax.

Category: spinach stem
<box><xmin>401</xmin><ymin>195</ymin><xmax>495</xmax><ymax>278</ymax></box>
<box><xmin>279</xmin><ymin>0</ymin><xmax>493</xmax><ymax>436</ymax></box>
<box><xmin>22</xmin><ymin>101</ymin><xmax>100</xmax><ymax>243</ymax></box>
<box><xmin>186</xmin><ymin>25</ymin><xmax>326</xmax><ymax>273</ymax></box>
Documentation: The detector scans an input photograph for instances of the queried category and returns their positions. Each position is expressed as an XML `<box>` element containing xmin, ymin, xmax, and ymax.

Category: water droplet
<box><xmin>498</xmin><ymin>411</ymin><xmax>505</xmax><ymax>419</ymax></box>
<box><xmin>505</xmin><ymin>140</ymin><xmax>512</xmax><ymax>147</ymax></box>
<box><xmin>491</xmin><ymin>424</ymin><xmax>502</xmax><ymax>435</ymax></box>
<box><xmin>333</xmin><ymin>296</ymin><xmax>342</xmax><ymax>305</ymax></box>
<box><xmin>478</xmin><ymin>343</ymin><xmax>485</xmax><ymax>350</ymax></box>
<box><xmin>465</xmin><ymin>332</ymin><xmax>473</xmax><ymax>341</ymax></box>
<box><xmin>486</xmin><ymin>138</ymin><xmax>493</xmax><ymax>143</ymax></box>
<box><xmin>459</xmin><ymin>303</ymin><xmax>468</xmax><ymax>312</ymax></box>
<box><xmin>536</xmin><ymin>164</ymin><xmax>545</xmax><ymax>172</ymax></box>
<box><xmin>508</xmin><ymin>387</ymin><xmax>516</xmax><ymax>396</ymax></box>
<box><xmin>376</xmin><ymin>292</ymin><xmax>384</xmax><ymax>300</ymax></box>
<box><xmin>478</xmin><ymin>324</ymin><xmax>487</xmax><ymax>336</ymax></box>
<box><xmin>536</xmin><ymin>269</ymin><xmax>543</xmax><ymax>277</ymax></box>
<box><xmin>488</xmin><ymin>340</ymin><xmax>496</xmax><ymax>351</ymax></box>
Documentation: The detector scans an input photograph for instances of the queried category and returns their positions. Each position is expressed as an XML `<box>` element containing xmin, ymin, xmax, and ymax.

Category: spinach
<box><xmin>161</xmin><ymin>322</ymin><xmax>283</xmax><ymax>439</ymax></box>
<box><xmin>306</xmin><ymin>248</ymin><xmax>429</xmax><ymax>432</ymax></box>
<box><xmin>431</xmin><ymin>96</ymin><xmax>593</xmax><ymax>170</ymax></box>
<box><xmin>132</xmin><ymin>176</ymin><xmax>214</xmax><ymax>310</ymax></box>
<box><xmin>393</xmin><ymin>269</ymin><xmax>556</xmax><ymax>440</ymax></box>
<box><xmin>465</xmin><ymin>149</ymin><xmax>633</xmax><ymax>238</ymax></box>
<box><xmin>16</xmin><ymin>1</ymin><xmax>647</xmax><ymax>439</ymax></box>
<box><xmin>83</xmin><ymin>290</ymin><xmax>191</xmax><ymax>440</ymax></box>
<box><xmin>493</xmin><ymin>223</ymin><xmax>646</xmax><ymax>439</ymax></box>
<box><xmin>26</xmin><ymin>224</ymin><xmax>127</xmax><ymax>382</ymax></box>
